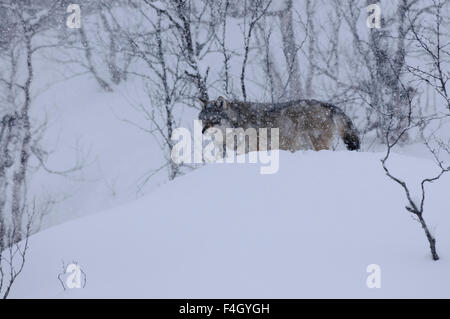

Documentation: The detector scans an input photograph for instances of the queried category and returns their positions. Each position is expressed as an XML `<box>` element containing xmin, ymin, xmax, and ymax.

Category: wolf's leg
<box><xmin>309</xmin><ymin>133</ymin><xmax>331</xmax><ymax>151</ymax></box>
<box><xmin>222</xmin><ymin>142</ymin><xmax>227</xmax><ymax>158</ymax></box>
<box><xmin>312</xmin><ymin>122</ymin><xmax>335</xmax><ymax>151</ymax></box>
<box><xmin>295</xmin><ymin>132</ymin><xmax>313</xmax><ymax>151</ymax></box>
<box><xmin>309</xmin><ymin>136</ymin><xmax>322</xmax><ymax>151</ymax></box>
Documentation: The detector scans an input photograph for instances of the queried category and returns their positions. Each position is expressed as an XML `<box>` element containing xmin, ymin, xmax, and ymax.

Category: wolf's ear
<box><xmin>217</xmin><ymin>96</ymin><xmax>229</xmax><ymax>110</ymax></box>
<box><xmin>198</xmin><ymin>98</ymin><xmax>207</xmax><ymax>108</ymax></box>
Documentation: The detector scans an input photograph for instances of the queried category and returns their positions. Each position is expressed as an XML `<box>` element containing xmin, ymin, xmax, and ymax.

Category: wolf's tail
<box><xmin>336</xmin><ymin>113</ymin><xmax>360</xmax><ymax>151</ymax></box>
<box><xmin>326</xmin><ymin>105</ymin><xmax>360</xmax><ymax>151</ymax></box>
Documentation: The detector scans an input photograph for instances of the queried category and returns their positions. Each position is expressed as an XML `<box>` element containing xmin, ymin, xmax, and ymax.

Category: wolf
<box><xmin>198</xmin><ymin>96</ymin><xmax>360</xmax><ymax>152</ymax></box>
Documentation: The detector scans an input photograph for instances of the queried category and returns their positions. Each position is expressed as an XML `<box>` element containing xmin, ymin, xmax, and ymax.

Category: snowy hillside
<box><xmin>2</xmin><ymin>0</ymin><xmax>450</xmax><ymax>301</ymax></box>
<box><xmin>10</xmin><ymin>151</ymin><xmax>450</xmax><ymax>298</ymax></box>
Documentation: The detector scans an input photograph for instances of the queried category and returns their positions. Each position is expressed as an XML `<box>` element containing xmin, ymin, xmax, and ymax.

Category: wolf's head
<box><xmin>198</xmin><ymin>96</ymin><xmax>234</xmax><ymax>134</ymax></box>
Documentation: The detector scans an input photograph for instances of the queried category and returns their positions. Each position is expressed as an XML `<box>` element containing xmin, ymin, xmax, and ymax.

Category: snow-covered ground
<box><xmin>11</xmin><ymin>151</ymin><xmax>450</xmax><ymax>298</ymax></box>
<box><xmin>3</xmin><ymin>0</ymin><xmax>449</xmax><ymax>299</ymax></box>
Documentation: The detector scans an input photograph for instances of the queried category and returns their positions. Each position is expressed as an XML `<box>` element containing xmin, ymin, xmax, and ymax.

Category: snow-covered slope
<box><xmin>11</xmin><ymin>151</ymin><xmax>450</xmax><ymax>298</ymax></box>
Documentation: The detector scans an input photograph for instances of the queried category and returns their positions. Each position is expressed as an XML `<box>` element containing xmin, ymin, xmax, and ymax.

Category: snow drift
<box><xmin>10</xmin><ymin>151</ymin><xmax>450</xmax><ymax>298</ymax></box>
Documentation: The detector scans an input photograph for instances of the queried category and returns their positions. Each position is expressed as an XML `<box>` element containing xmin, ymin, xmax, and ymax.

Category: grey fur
<box><xmin>198</xmin><ymin>96</ymin><xmax>360</xmax><ymax>151</ymax></box>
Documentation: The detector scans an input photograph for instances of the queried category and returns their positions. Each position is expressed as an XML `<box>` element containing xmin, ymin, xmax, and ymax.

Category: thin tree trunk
<box><xmin>100</xmin><ymin>12</ymin><xmax>121</xmax><ymax>85</ymax></box>
<box><xmin>79</xmin><ymin>26</ymin><xmax>112</xmax><ymax>92</ymax></box>
<box><xmin>156</xmin><ymin>10</ymin><xmax>179</xmax><ymax>180</ymax></box>
<box><xmin>174</xmin><ymin>0</ymin><xmax>209</xmax><ymax>102</ymax></box>
<box><xmin>10</xmin><ymin>33</ymin><xmax>34</xmax><ymax>243</ymax></box>
<box><xmin>417</xmin><ymin>213</ymin><xmax>439</xmax><ymax>260</ymax></box>
<box><xmin>279</xmin><ymin>0</ymin><xmax>302</xmax><ymax>100</ymax></box>
<box><xmin>305</xmin><ymin>0</ymin><xmax>316</xmax><ymax>98</ymax></box>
